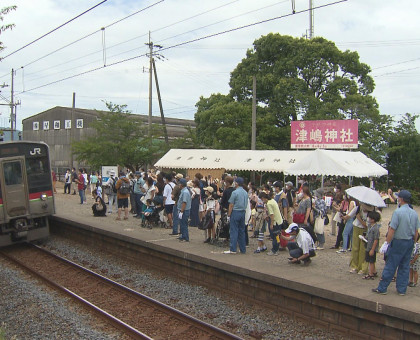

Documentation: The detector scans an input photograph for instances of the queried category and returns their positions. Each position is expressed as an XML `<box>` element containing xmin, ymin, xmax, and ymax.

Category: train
<box><xmin>0</xmin><ymin>141</ymin><xmax>55</xmax><ymax>246</ymax></box>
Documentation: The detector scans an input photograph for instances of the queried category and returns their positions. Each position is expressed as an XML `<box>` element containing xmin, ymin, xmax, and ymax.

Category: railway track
<box><xmin>0</xmin><ymin>243</ymin><xmax>242</xmax><ymax>340</ymax></box>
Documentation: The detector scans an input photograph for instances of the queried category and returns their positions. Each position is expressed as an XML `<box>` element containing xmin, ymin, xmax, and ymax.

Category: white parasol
<box><xmin>345</xmin><ymin>186</ymin><xmax>387</xmax><ymax>208</ymax></box>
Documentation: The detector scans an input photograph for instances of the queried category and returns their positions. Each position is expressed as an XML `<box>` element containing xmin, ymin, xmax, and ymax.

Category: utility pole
<box><xmin>251</xmin><ymin>76</ymin><xmax>256</xmax><ymax>150</ymax></box>
<box><xmin>152</xmin><ymin>58</ymin><xmax>169</xmax><ymax>145</ymax></box>
<box><xmin>147</xmin><ymin>32</ymin><xmax>153</xmax><ymax>137</ymax></box>
<box><xmin>70</xmin><ymin>92</ymin><xmax>75</xmax><ymax>169</ymax></box>
<box><xmin>145</xmin><ymin>32</ymin><xmax>167</xmax><ymax>141</ymax></box>
<box><xmin>309</xmin><ymin>0</ymin><xmax>314</xmax><ymax>39</ymax></box>
<box><xmin>251</xmin><ymin>76</ymin><xmax>257</xmax><ymax>183</ymax></box>
<box><xmin>10</xmin><ymin>68</ymin><xmax>15</xmax><ymax>141</ymax></box>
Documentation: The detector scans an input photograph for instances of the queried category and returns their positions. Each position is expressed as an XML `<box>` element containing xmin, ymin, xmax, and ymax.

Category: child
<box><xmin>409</xmin><ymin>234</ymin><xmax>420</xmax><ymax>287</ymax></box>
<box><xmin>249</xmin><ymin>201</ymin><xmax>256</xmax><ymax>233</ymax></box>
<box><xmin>362</xmin><ymin>211</ymin><xmax>381</xmax><ymax>280</ymax></box>
<box><xmin>254</xmin><ymin>197</ymin><xmax>268</xmax><ymax>253</ymax></box>
<box><xmin>203</xmin><ymin>187</ymin><xmax>216</xmax><ymax>243</ymax></box>
<box><xmin>143</xmin><ymin>199</ymin><xmax>154</xmax><ymax>217</ymax></box>
<box><xmin>92</xmin><ymin>189</ymin><xmax>107</xmax><ymax>217</ymax></box>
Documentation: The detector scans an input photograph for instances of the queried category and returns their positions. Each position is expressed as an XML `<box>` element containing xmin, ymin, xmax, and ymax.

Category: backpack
<box><xmin>118</xmin><ymin>180</ymin><xmax>131</xmax><ymax>195</ymax></box>
<box><xmin>109</xmin><ymin>178</ymin><xmax>117</xmax><ymax>194</ymax></box>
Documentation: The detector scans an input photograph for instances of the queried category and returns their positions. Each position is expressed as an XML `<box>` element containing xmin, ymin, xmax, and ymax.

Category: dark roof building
<box><xmin>22</xmin><ymin>106</ymin><xmax>195</xmax><ymax>171</ymax></box>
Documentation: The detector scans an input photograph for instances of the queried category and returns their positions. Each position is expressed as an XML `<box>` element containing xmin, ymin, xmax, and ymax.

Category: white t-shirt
<box><xmin>163</xmin><ymin>182</ymin><xmax>175</xmax><ymax>205</ymax></box>
<box><xmin>206</xmin><ymin>197</ymin><xmax>215</xmax><ymax>210</ymax></box>
<box><xmin>143</xmin><ymin>183</ymin><xmax>156</xmax><ymax>201</ymax></box>
<box><xmin>294</xmin><ymin>228</ymin><xmax>314</xmax><ymax>255</ymax></box>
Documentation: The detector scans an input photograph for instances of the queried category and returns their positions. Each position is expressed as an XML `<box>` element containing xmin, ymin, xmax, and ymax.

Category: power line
<box><xmin>2</xmin><ymin>0</ymin><xmax>109</xmax><ymax>60</ymax></box>
<box><xmin>21</xmin><ymin>0</ymin><xmax>165</xmax><ymax>69</ymax></box>
<box><xmin>17</xmin><ymin>0</ymin><xmax>348</xmax><ymax>94</ymax></box>
<box><xmin>17</xmin><ymin>0</ymin><xmax>235</xmax><ymax>78</ymax></box>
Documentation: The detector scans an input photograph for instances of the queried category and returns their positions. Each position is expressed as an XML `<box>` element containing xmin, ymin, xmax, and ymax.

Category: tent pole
<box><xmin>321</xmin><ymin>175</ymin><xmax>324</xmax><ymax>189</ymax></box>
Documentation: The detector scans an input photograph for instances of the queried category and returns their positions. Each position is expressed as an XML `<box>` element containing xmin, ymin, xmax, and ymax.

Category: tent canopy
<box><xmin>154</xmin><ymin>149</ymin><xmax>388</xmax><ymax>177</ymax></box>
<box><xmin>284</xmin><ymin>149</ymin><xmax>388</xmax><ymax>177</ymax></box>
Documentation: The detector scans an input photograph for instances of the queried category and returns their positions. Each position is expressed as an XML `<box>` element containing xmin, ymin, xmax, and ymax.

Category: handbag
<box><xmin>198</xmin><ymin>212</ymin><xmax>213</xmax><ymax>230</ymax></box>
<box><xmin>314</xmin><ymin>216</ymin><xmax>324</xmax><ymax>234</ymax></box>
<box><xmin>292</xmin><ymin>213</ymin><xmax>305</xmax><ymax>224</ymax></box>
<box><xmin>96</xmin><ymin>201</ymin><xmax>104</xmax><ymax>211</ymax></box>
<box><xmin>324</xmin><ymin>214</ymin><xmax>330</xmax><ymax>225</ymax></box>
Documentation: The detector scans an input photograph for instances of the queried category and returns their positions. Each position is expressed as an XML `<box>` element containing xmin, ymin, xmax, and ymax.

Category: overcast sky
<box><xmin>0</xmin><ymin>0</ymin><xmax>419</xmax><ymax>132</ymax></box>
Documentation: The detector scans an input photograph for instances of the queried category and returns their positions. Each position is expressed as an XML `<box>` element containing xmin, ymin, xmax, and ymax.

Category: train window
<box><xmin>3</xmin><ymin>161</ymin><xmax>23</xmax><ymax>185</ymax></box>
<box><xmin>26</xmin><ymin>158</ymin><xmax>49</xmax><ymax>176</ymax></box>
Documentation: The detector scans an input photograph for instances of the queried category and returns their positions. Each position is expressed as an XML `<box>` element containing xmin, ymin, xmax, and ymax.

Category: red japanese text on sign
<box><xmin>291</xmin><ymin>120</ymin><xmax>358</xmax><ymax>149</ymax></box>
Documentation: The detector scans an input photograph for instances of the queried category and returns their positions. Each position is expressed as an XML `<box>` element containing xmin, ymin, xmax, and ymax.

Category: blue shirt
<box><xmin>228</xmin><ymin>186</ymin><xmax>248</xmax><ymax>211</ymax></box>
<box><xmin>177</xmin><ymin>187</ymin><xmax>192</xmax><ymax>211</ymax></box>
<box><xmin>390</xmin><ymin>204</ymin><xmax>420</xmax><ymax>240</ymax></box>
<box><xmin>133</xmin><ymin>177</ymin><xmax>145</xmax><ymax>195</ymax></box>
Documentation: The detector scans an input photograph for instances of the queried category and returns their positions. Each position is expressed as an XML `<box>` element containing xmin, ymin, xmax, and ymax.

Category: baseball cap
<box><xmin>285</xmin><ymin>181</ymin><xmax>293</xmax><ymax>187</ymax></box>
<box><xmin>285</xmin><ymin>223</ymin><xmax>299</xmax><ymax>234</ymax></box>
<box><xmin>204</xmin><ymin>186</ymin><xmax>214</xmax><ymax>193</ymax></box>
<box><xmin>397</xmin><ymin>190</ymin><xmax>411</xmax><ymax>201</ymax></box>
<box><xmin>179</xmin><ymin>178</ymin><xmax>187</xmax><ymax>186</ymax></box>
<box><xmin>235</xmin><ymin>177</ymin><xmax>244</xmax><ymax>185</ymax></box>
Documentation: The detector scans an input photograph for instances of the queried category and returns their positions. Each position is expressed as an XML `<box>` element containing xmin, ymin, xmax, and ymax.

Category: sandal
<box><xmin>349</xmin><ymin>268</ymin><xmax>358</xmax><ymax>274</ymax></box>
<box><xmin>392</xmin><ymin>277</ymin><xmax>396</xmax><ymax>282</ymax></box>
<box><xmin>362</xmin><ymin>274</ymin><xmax>375</xmax><ymax>280</ymax></box>
<box><xmin>115</xmin><ymin>217</ymin><xmax>121</xmax><ymax>221</ymax></box>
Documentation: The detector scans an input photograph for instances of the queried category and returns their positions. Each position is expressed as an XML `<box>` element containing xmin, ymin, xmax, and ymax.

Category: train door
<box><xmin>0</xmin><ymin>157</ymin><xmax>29</xmax><ymax>218</ymax></box>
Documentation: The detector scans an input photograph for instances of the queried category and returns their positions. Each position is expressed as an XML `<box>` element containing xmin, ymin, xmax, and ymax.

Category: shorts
<box><xmin>165</xmin><ymin>204</ymin><xmax>174</xmax><ymax>214</ymax></box>
<box><xmin>117</xmin><ymin>198</ymin><xmax>129</xmax><ymax>209</ymax></box>
<box><xmin>365</xmin><ymin>251</ymin><xmax>376</xmax><ymax>264</ymax></box>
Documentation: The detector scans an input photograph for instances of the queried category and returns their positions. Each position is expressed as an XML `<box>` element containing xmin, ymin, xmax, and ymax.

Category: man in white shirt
<box><xmin>281</xmin><ymin>223</ymin><xmax>315</xmax><ymax>265</ymax></box>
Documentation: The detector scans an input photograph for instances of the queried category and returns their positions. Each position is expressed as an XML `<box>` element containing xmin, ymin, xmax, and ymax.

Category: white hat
<box><xmin>285</xmin><ymin>223</ymin><xmax>299</xmax><ymax>234</ymax></box>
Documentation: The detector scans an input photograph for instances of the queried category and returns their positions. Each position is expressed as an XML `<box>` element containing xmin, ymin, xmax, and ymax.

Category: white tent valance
<box><xmin>284</xmin><ymin>149</ymin><xmax>388</xmax><ymax>177</ymax></box>
<box><xmin>154</xmin><ymin>149</ymin><xmax>388</xmax><ymax>177</ymax></box>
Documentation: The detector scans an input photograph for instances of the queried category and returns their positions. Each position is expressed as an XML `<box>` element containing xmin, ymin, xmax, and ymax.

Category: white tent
<box><xmin>154</xmin><ymin>149</ymin><xmax>311</xmax><ymax>173</ymax></box>
<box><xmin>284</xmin><ymin>149</ymin><xmax>388</xmax><ymax>177</ymax></box>
<box><xmin>155</xmin><ymin>149</ymin><xmax>388</xmax><ymax>178</ymax></box>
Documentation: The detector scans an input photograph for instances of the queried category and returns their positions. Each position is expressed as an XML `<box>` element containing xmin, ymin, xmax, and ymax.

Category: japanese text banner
<box><xmin>291</xmin><ymin>120</ymin><xmax>358</xmax><ymax>149</ymax></box>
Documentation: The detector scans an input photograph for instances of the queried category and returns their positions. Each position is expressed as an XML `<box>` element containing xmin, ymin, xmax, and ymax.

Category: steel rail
<box><xmin>1</xmin><ymin>243</ymin><xmax>242</xmax><ymax>340</ymax></box>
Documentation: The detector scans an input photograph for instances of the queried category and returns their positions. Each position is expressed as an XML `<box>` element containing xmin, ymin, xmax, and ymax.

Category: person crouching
<box><xmin>92</xmin><ymin>189</ymin><xmax>107</xmax><ymax>216</ymax></box>
<box><xmin>281</xmin><ymin>223</ymin><xmax>315</xmax><ymax>265</ymax></box>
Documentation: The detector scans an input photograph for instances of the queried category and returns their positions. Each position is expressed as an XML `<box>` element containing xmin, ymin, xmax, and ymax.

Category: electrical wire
<box><xmin>22</xmin><ymin>0</ymin><xmax>165</xmax><ymax>69</ymax></box>
<box><xmin>18</xmin><ymin>0</ymin><xmax>237</xmax><ymax>78</ymax></box>
<box><xmin>157</xmin><ymin>0</ymin><xmax>290</xmax><ymax>44</ymax></box>
<box><xmin>2</xmin><ymin>0</ymin><xmax>109</xmax><ymax>60</ymax></box>
<box><xmin>17</xmin><ymin>0</ymin><xmax>348</xmax><ymax>94</ymax></box>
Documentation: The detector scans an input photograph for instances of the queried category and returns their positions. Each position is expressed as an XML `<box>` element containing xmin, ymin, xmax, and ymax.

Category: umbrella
<box><xmin>345</xmin><ymin>186</ymin><xmax>387</xmax><ymax>208</ymax></box>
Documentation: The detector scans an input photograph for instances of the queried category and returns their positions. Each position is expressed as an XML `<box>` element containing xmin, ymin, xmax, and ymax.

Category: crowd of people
<box><xmin>59</xmin><ymin>168</ymin><xmax>420</xmax><ymax>295</ymax></box>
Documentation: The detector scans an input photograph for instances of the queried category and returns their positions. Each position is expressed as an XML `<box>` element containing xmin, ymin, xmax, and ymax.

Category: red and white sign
<box><xmin>291</xmin><ymin>120</ymin><xmax>358</xmax><ymax>149</ymax></box>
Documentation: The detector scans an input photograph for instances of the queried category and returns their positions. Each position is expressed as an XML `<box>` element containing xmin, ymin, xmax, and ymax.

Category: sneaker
<box><xmin>254</xmin><ymin>249</ymin><xmax>261</xmax><ymax>254</ymax></box>
<box><xmin>223</xmin><ymin>250</ymin><xmax>237</xmax><ymax>254</ymax></box>
<box><xmin>336</xmin><ymin>249</ymin><xmax>347</xmax><ymax>253</ymax></box>
<box><xmin>372</xmin><ymin>288</ymin><xmax>387</xmax><ymax>295</ymax></box>
<box><xmin>267</xmin><ymin>251</ymin><xmax>278</xmax><ymax>256</ymax></box>
<box><xmin>204</xmin><ymin>238</ymin><xmax>211</xmax><ymax>243</ymax></box>
<box><xmin>358</xmin><ymin>235</ymin><xmax>368</xmax><ymax>243</ymax></box>
<box><xmin>408</xmin><ymin>282</ymin><xmax>417</xmax><ymax>287</ymax></box>
<box><xmin>169</xmin><ymin>232</ymin><xmax>179</xmax><ymax>236</ymax></box>
<box><xmin>303</xmin><ymin>258</ymin><xmax>311</xmax><ymax>266</ymax></box>
<box><xmin>261</xmin><ymin>247</ymin><xmax>267</xmax><ymax>252</ymax></box>
<box><xmin>179</xmin><ymin>239</ymin><xmax>189</xmax><ymax>242</ymax></box>
<box><xmin>397</xmin><ymin>291</ymin><xmax>406</xmax><ymax>296</ymax></box>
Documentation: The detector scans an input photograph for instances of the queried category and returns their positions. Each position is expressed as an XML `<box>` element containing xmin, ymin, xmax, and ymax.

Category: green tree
<box><xmin>0</xmin><ymin>5</ymin><xmax>17</xmax><ymax>55</ymax></box>
<box><xmin>386</xmin><ymin>113</ymin><xmax>420</xmax><ymax>189</ymax></box>
<box><xmin>195</xmin><ymin>34</ymin><xmax>392</xmax><ymax>161</ymax></box>
<box><xmin>72</xmin><ymin>102</ymin><xmax>165</xmax><ymax>170</ymax></box>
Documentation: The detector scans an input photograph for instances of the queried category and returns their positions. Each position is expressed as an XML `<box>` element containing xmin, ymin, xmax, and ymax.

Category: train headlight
<box><xmin>40</xmin><ymin>193</ymin><xmax>48</xmax><ymax>201</ymax></box>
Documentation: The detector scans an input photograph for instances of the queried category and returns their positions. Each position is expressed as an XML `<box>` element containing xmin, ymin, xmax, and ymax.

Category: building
<box><xmin>22</xmin><ymin>106</ymin><xmax>195</xmax><ymax>172</ymax></box>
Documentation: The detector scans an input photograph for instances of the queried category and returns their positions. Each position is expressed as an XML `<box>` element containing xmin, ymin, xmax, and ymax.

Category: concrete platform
<box><xmin>51</xmin><ymin>191</ymin><xmax>420</xmax><ymax>339</ymax></box>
